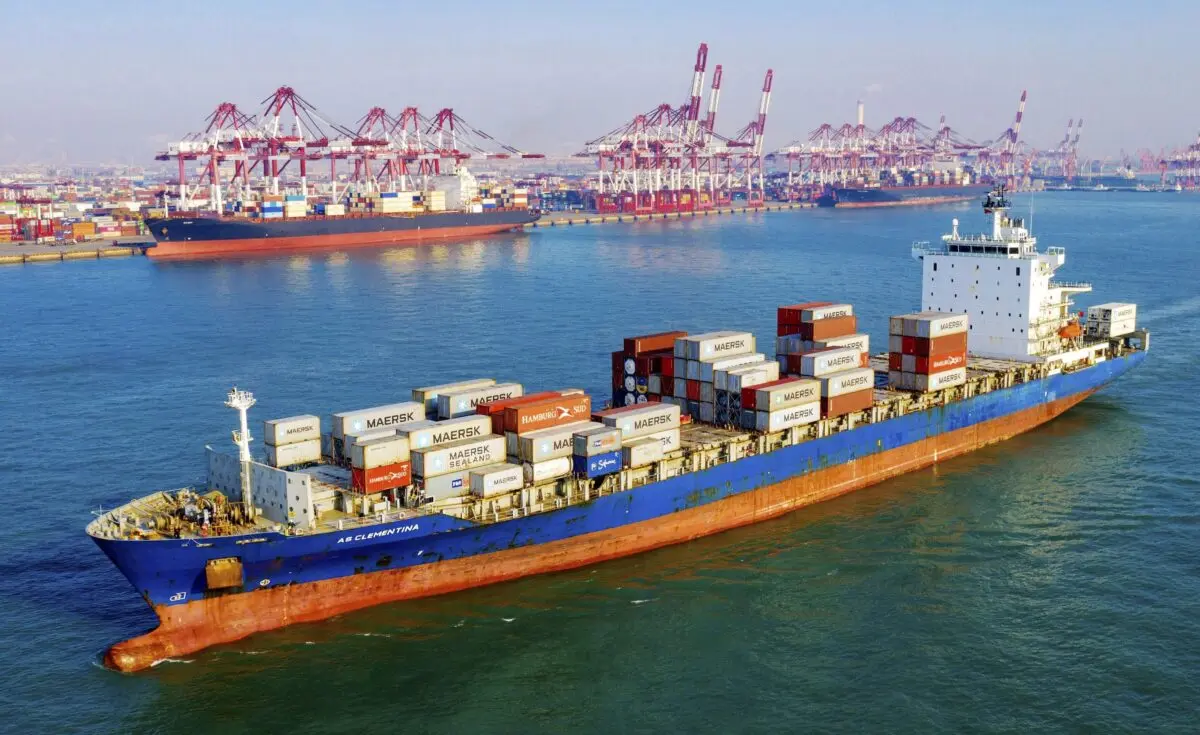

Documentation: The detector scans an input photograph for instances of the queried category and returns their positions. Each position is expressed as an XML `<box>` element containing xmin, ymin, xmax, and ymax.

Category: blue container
<box><xmin>573</xmin><ymin>450</ymin><xmax>622</xmax><ymax>479</ymax></box>
<box><xmin>380</xmin><ymin>192</ymin><xmax>398</xmax><ymax>198</ymax></box>
<box><xmin>284</xmin><ymin>195</ymin><xmax>305</xmax><ymax>202</ymax></box>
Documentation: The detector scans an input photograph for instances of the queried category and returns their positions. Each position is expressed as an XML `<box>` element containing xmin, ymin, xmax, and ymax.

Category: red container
<box><xmin>351</xmin><ymin>461</ymin><xmax>412</xmax><ymax>493</ymax></box>
<box><xmin>859</xmin><ymin>352</ymin><xmax>870</xmax><ymax>368</ymax></box>
<box><xmin>821</xmin><ymin>389</ymin><xmax>874</xmax><ymax>418</ymax></box>
<box><xmin>799</xmin><ymin>315</ymin><xmax>857</xmax><ymax>341</ymax></box>
<box><xmin>888</xmin><ymin>353</ymin><xmax>903</xmax><ymax>371</ymax></box>
<box><xmin>660</xmin><ymin>356</ymin><xmax>675</xmax><ymax>378</ymax></box>
<box><xmin>902</xmin><ymin>336</ymin><xmax>916</xmax><ymax>354</ymax></box>
<box><xmin>910</xmin><ymin>332</ymin><xmax>968</xmax><ymax>357</ymax></box>
<box><xmin>624</xmin><ymin>330</ymin><xmax>687</xmax><ymax>356</ymax></box>
<box><xmin>915</xmin><ymin>351</ymin><xmax>967</xmax><ymax>375</ymax></box>
<box><xmin>611</xmin><ymin>350</ymin><xmax>626</xmax><ymax>374</ymax></box>
<box><xmin>777</xmin><ymin>301</ymin><xmax>831</xmax><ymax>327</ymax></box>
<box><xmin>686</xmin><ymin>380</ymin><xmax>701</xmax><ymax>401</ymax></box>
<box><xmin>504</xmin><ymin>394</ymin><xmax>592</xmax><ymax>434</ymax></box>
<box><xmin>781</xmin><ymin>354</ymin><xmax>806</xmax><ymax>376</ymax></box>
<box><xmin>777</xmin><ymin>323</ymin><xmax>802</xmax><ymax>337</ymax></box>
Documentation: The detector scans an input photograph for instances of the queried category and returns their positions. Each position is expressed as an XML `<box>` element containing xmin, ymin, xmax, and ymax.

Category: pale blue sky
<box><xmin>0</xmin><ymin>0</ymin><xmax>1194</xmax><ymax>164</ymax></box>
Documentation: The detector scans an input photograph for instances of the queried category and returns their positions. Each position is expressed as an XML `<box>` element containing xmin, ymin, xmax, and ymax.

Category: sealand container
<box><xmin>518</xmin><ymin>421</ymin><xmax>601</xmax><ymax>463</ymax></box>
<box><xmin>263</xmin><ymin>415</ymin><xmax>321</xmax><ymax>446</ymax></box>
<box><xmin>800</xmin><ymin>303</ymin><xmax>853</xmax><ymax>322</ymax></box>
<box><xmin>821</xmin><ymin>389</ymin><xmax>874</xmax><ymax>418</ymax></box>
<box><xmin>600</xmin><ymin>403</ymin><xmax>681</xmax><ymax>441</ymax></box>
<box><xmin>742</xmin><ymin>377</ymin><xmax>820</xmax><ymax>412</ymax></box>
<box><xmin>573</xmin><ymin>449</ymin><xmax>623</xmax><ymax>478</ymax></box>
<box><xmin>753</xmin><ymin>401</ymin><xmax>820</xmax><ymax>432</ymax></box>
<box><xmin>411</xmin><ymin>435</ymin><xmax>505</xmax><ymax>478</ymax></box>
<box><xmin>675</xmin><ymin>331</ymin><xmax>756</xmax><ymax>361</ymax></box>
<box><xmin>404</xmin><ymin>414</ymin><xmax>492</xmax><ymax>451</ymax></box>
<box><xmin>438</xmin><ymin>383</ymin><xmax>523</xmax><ymax>419</ymax></box>
<box><xmin>573</xmin><ymin>425</ymin><xmax>623</xmax><ymax>457</ymax></box>
<box><xmin>901</xmin><ymin>351</ymin><xmax>967</xmax><ymax>375</ymax></box>
<box><xmin>469</xmin><ymin>463</ymin><xmax>525</xmax><ymax>498</ymax></box>
<box><xmin>821</xmin><ymin>367</ymin><xmax>875</xmax><ymax>397</ymax></box>
<box><xmin>624</xmin><ymin>330</ymin><xmax>688</xmax><ymax>356</ymax></box>
<box><xmin>504</xmin><ymin>393</ymin><xmax>593</xmax><ymax>434</ymax></box>
<box><xmin>350</xmin><ymin>461</ymin><xmax>412</xmax><ymax>493</ymax></box>
<box><xmin>797</xmin><ymin>315</ymin><xmax>857</xmax><ymax>341</ymax></box>
<box><xmin>350</xmin><ymin>434</ymin><xmax>411</xmax><ymax>469</ymax></box>
<box><xmin>333</xmin><ymin>402</ymin><xmax>426</xmax><ymax>439</ymax></box>
<box><xmin>523</xmin><ymin>456</ymin><xmax>572</xmax><ymax>484</ymax></box>
<box><xmin>622</xmin><ymin>437</ymin><xmax>663</xmax><ymax>468</ymax></box>
<box><xmin>412</xmin><ymin>378</ymin><xmax>496</xmax><ymax>413</ymax></box>
<box><xmin>422</xmin><ymin>470</ymin><xmax>471</xmax><ymax>501</ymax></box>
<box><xmin>265</xmin><ymin>438</ymin><xmax>322</xmax><ymax>468</ymax></box>
<box><xmin>800</xmin><ymin>347</ymin><xmax>862</xmax><ymax>378</ymax></box>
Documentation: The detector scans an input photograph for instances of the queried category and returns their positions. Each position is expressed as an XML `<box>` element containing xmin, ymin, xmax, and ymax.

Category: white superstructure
<box><xmin>911</xmin><ymin>187</ymin><xmax>1091</xmax><ymax>360</ymax></box>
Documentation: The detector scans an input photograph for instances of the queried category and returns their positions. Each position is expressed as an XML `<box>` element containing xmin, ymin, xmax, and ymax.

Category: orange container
<box><xmin>821</xmin><ymin>388</ymin><xmax>873</xmax><ymax>418</ymax></box>
<box><xmin>503</xmin><ymin>394</ymin><xmax>592</xmax><ymax>434</ymax></box>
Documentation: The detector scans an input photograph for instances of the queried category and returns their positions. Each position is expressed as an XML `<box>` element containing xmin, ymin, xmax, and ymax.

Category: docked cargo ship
<box><xmin>816</xmin><ymin>182</ymin><xmax>991</xmax><ymax>208</ymax></box>
<box><xmin>90</xmin><ymin>187</ymin><xmax>1147</xmax><ymax>671</ymax></box>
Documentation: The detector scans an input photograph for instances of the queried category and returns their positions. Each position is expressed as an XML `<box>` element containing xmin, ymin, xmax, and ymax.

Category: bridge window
<box><xmin>933</xmin><ymin>262</ymin><xmax>938</xmax><ymax>271</ymax></box>
<box><xmin>1016</xmin><ymin>266</ymin><xmax>1021</xmax><ymax>275</ymax></box>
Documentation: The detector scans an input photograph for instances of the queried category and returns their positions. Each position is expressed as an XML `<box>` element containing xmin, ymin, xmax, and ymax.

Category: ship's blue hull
<box><xmin>92</xmin><ymin>352</ymin><xmax>1144</xmax><ymax>610</ymax></box>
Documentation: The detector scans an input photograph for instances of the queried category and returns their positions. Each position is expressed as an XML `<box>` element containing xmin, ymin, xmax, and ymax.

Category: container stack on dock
<box><xmin>887</xmin><ymin>313</ymin><xmax>969</xmax><ymax>392</ymax></box>
<box><xmin>262</xmin><ymin>415</ymin><xmax>322</xmax><ymax>469</ymax></box>
<box><xmin>775</xmin><ymin>302</ymin><xmax>874</xmax><ymax>418</ymax></box>
<box><xmin>1085</xmin><ymin>303</ymin><xmax>1137</xmax><ymax>339</ymax></box>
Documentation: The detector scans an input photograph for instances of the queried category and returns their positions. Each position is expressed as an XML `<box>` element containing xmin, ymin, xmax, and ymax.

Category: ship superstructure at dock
<box><xmin>88</xmin><ymin>187</ymin><xmax>1147</xmax><ymax>672</ymax></box>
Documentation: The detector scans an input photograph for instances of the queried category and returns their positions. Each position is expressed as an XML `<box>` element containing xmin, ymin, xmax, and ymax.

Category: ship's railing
<box><xmin>1049</xmin><ymin>280</ymin><xmax>1091</xmax><ymax>290</ymax></box>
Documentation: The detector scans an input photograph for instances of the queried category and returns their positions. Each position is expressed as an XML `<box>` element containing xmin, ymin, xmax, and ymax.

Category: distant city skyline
<box><xmin>0</xmin><ymin>0</ymin><xmax>1196</xmax><ymax>164</ymax></box>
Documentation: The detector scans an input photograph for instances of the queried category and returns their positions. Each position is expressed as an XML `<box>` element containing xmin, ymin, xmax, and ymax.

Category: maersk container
<box><xmin>753</xmin><ymin>401</ymin><xmax>820</xmax><ymax>433</ymax></box>
<box><xmin>676</xmin><ymin>331</ymin><xmax>756</xmax><ymax>361</ymax></box>
<box><xmin>622</xmin><ymin>437</ymin><xmax>663</xmax><ymax>468</ymax></box>
<box><xmin>889</xmin><ymin>367</ymin><xmax>967</xmax><ymax>392</ymax></box>
<box><xmin>518</xmin><ymin>421</ymin><xmax>600</xmax><ymax>463</ymax></box>
<box><xmin>423</xmin><ymin>470</ymin><xmax>471</xmax><ymax>501</ymax></box>
<box><xmin>717</xmin><ymin>362</ymin><xmax>779</xmax><ymax>392</ymax></box>
<box><xmin>342</xmin><ymin>427</ymin><xmax>398</xmax><ymax>454</ymax></box>
<box><xmin>1087</xmin><ymin>302</ymin><xmax>1136</xmax><ymax>322</ymax></box>
<box><xmin>469</xmin><ymin>463</ymin><xmax>525</xmax><ymax>498</ymax></box>
<box><xmin>800</xmin><ymin>347</ymin><xmax>861</xmax><ymax>378</ymax></box>
<box><xmin>743</xmin><ymin>377</ymin><xmax>820</xmax><ymax>412</ymax></box>
<box><xmin>1086</xmin><ymin>318</ymin><xmax>1136</xmax><ymax>338</ymax></box>
<box><xmin>265</xmin><ymin>438</ymin><xmax>321</xmax><ymax>469</ymax></box>
<box><xmin>411</xmin><ymin>435</ymin><xmax>505</xmax><ymax>478</ymax></box>
<box><xmin>643</xmin><ymin>427</ymin><xmax>682</xmax><ymax>454</ymax></box>
<box><xmin>403</xmin><ymin>414</ymin><xmax>491</xmax><ymax>451</ymax></box>
<box><xmin>351</xmin><ymin>434</ymin><xmax>411</xmax><ymax>470</ymax></box>
<box><xmin>821</xmin><ymin>367</ymin><xmax>875</xmax><ymax>397</ymax></box>
<box><xmin>814</xmin><ymin>333</ymin><xmax>870</xmax><ymax>355</ymax></box>
<box><xmin>801</xmin><ymin>304</ymin><xmax>853</xmax><ymax>322</ymax></box>
<box><xmin>412</xmin><ymin>378</ymin><xmax>496</xmax><ymax>413</ymax></box>
<box><xmin>901</xmin><ymin>312</ymin><xmax>969</xmax><ymax>339</ymax></box>
<box><xmin>333</xmin><ymin>402</ymin><xmax>426</xmax><ymax>439</ymax></box>
<box><xmin>573</xmin><ymin>425</ymin><xmax>622</xmax><ymax>457</ymax></box>
<box><xmin>263</xmin><ymin>415</ymin><xmax>321</xmax><ymax>446</ymax></box>
<box><xmin>776</xmin><ymin>335</ymin><xmax>803</xmax><ymax>356</ymax></box>
<box><xmin>601</xmin><ymin>404</ymin><xmax>681</xmax><ymax>441</ymax></box>
<box><xmin>523</xmin><ymin>456</ymin><xmax>571</xmax><ymax>484</ymax></box>
<box><xmin>573</xmin><ymin>449</ymin><xmax>622</xmax><ymax>478</ymax></box>
<box><xmin>438</xmin><ymin>383</ymin><xmax>523</xmax><ymax>419</ymax></box>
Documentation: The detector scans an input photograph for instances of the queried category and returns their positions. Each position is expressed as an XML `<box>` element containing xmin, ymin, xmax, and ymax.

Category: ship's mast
<box><xmin>225</xmin><ymin>387</ymin><xmax>256</xmax><ymax>513</ymax></box>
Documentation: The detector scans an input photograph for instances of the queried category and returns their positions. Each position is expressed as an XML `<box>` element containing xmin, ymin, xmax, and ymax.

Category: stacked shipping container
<box><xmin>262</xmin><ymin>415</ymin><xmax>322</xmax><ymax>469</ymax></box>
<box><xmin>887</xmin><ymin>312</ymin><xmax>970</xmax><ymax>392</ymax></box>
<box><xmin>1085</xmin><ymin>302</ymin><xmax>1137</xmax><ymax>339</ymax></box>
<box><xmin>775</xmin><ymin>303</ymin><xmax>874</xmax><ymax>418</ymax></box>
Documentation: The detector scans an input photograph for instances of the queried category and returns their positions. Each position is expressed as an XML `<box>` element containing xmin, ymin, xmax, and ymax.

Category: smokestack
<box><xmin>857</xmin><ymin>100</ymin><xmax>864</xmax><ymax>127</ymax></box>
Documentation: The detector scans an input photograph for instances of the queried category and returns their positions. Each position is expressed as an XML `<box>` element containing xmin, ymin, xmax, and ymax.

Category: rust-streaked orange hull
<box><xmin>104</xmin><ymin>386</ymin><xmax>1096</xmax><ymax>672</ymax></box>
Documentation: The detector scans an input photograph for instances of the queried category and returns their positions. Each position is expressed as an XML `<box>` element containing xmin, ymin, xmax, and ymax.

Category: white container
<box><xmin>342</xmin><ymin>427</ymin><xmax>398</xmax><ymax>453</ymax></box>
<box><xmin>265</xmin><ymin>438</ymin><xmax>321</xmax><ymax>468</ymax></box>
<box><xmin>1087</xmin><ymin>302</ymin><xmax>1136</xmax><ymax>322</ymax></box>
<box><xmin>423</xmin><ymin>470</ymin><xmax>471</xmax><ymax>500</ymax></box>
<box><xmin>402</xmin><ymin>415</ymin><xmax>491</xmax><ymax>450</ymax></box>
<box><xmin>754</xmin><ymin>401</ymin><xmax>820</xmax><ymax>433</ymax></box>
<box><xmin>412</xmin><ymin>378</ymin><xmax>496</xmax><ymax>413</ymax></box>
<box><xmin>821</xmin><ymin>367</ymin><xmax>875</xmax><ymax>397</ymax></box>
<box><xmin>263</xmin><ymin>415</ymin><xmax>321</xmax><ymax>446</ymax></box>
<box><xmin>601</xmin><ymin>404</ymin><xmax>681</xmax><ymax>440</ymax></box>
<box><xmin>333</xmin><ymin>402</ymin><xmax>426</xmax><ymax>438</ymax></box>
<box><xmin>643</xmin><ymin>428</ymin><xmax>682</xmax><ymax>454</ymax></box>
<box><xmin>814</xmin><ymin>333</ymin><xmax>869</xmax><ymax>355</ymax></box>
<box><xmin>469</xmin><ymin>463</ymin><xmax>525</xmax><ymax>498</ymax></box>
<box><xmin>801</xmin><ymin>304</ymin><xmax>853</xmax><ymax>321</ymax></box>
<box><xmin>745</xmin><ymin>378</ymin><xmax>820</xmax><ymax>411</ymax></box>
<box><xmin>696</xmin><ymin>352</ymin><xmax>766</xmax><ymax>381</ymax></box>
<box><xmin>800</xmin><ymin>347</ymin><xmax>861</xmax><ymax>378</ymax></box>
<box><xmin>573</xmin><ymin>425</ymin><xmax>622</xmax><ymax>456</ymax></box>
<box><xmin>1086</xmin><ymin>318</ymin><xmax>1136</xmax><ymax>338</ymax></box>
<box><xmin>518</xmin><ymin>421</ymin><xmax>600</xmax><ymax>463</ymax></box>
<box><xmin>891</xmin><ymin>367</ymin><xmax>967</xmax><ymax>392</ymax></box>
<box><xmin>719</xmin><ymin>362</ymin><xmax>780</xmax><ymax>392</ymax></box>
<box><xmin>675</xmin><ymin>331</ymin><xmax>756</xmax><ymax>360</ymax></box>
<box><xmin>437</xmin><ymin>383</ymin><xmax>523</xmax><ymax>419</ymax></box>
<box><xmin>411</xmin><ymin>435</ymin><xmax>505</xmax><ymax>478</ymax></box>
<box><xmin>523</xmin><ymin>456</ymin><xmax>571</xmax><ymax>484</ymax></box>
<box><xmin>622</xmin><ymin>437</ymin><xmax>663</xmax><ymax>468</ymax></box>
<box><xmin>902</xmin><ymin>312</ymin><xmax>969</xmax><ymax>338</ymax></box>
<box><xmin>351</xmin><ymin>435</ymin><xmax>411</xmax><ymax>470</ymax></box>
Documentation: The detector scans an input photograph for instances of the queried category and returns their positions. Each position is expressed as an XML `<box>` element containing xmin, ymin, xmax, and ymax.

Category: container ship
<box><xmin>816</xmin><ymin>182</ymin><xmax>991</xmax><ymax>208</ymax></box>
<box><xmin>90</xmin><ymin>188</ymin><xmax>1147</xmax><ymax>671</ymax></box>
<box><xmin>143</xmin><ymin>173</ymin><xmax>539</xmax><ymax>260</ymax></box>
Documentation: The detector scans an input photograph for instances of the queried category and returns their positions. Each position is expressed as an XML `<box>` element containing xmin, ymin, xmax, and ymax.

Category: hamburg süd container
<box><xmin>469</xmin><ymin>463</ymin><xmax>525</xmax><ymax>498</ymax></box>
<box><xmin>350</xmin><ymin>461</ymin><xmax>412</xmax><ymax>494</ymax></box>
<box><xmin>799</xmin><ymin>347</ymin><xmax>862</xmax><ymax>378</ymax></box>
<box><xmin>476</xmin><ymin>390</ymin><xmax>577</xmax><ymax>434</ymax></box>
<box><xmin>402</xmin><ymin>414</ymin><xmax>491</xmax><ymax>450</ymax></box>
<box><xmin>265</xmin><ymin>438</ymin><xmax>322</xmax><ymax>469</ymax></box>
<box><xmin>263</xmin><ymin>415</ymin><xmax>321</xmax><ymax>446</ymax></box>
<box><xmin>518</xmin><ymin>421</ymin><xmax>601</xmax><ymax>463</ymax></box>
<box><xmin>675</xmin><ymin>331</ymin><xmax>756</xmax><ymax>361</ymax></box>
<box><xmin>622</xmin><ymin>437</ymin><xmax>663</xmax><ymax>468</ymax></box>
<box><xmin>350</xmin><ymin>434</ymin><xmax>411</xmax><ymax>470</ymax></box>
<box><xmin>504</xmin><ymin>394</ymin><xmax>592</xmax><ymax>434</ymax></box>
<box><xmin>523</xmin><ymin>456</ymin><xmax>572</xmax><ymax>484</ymax></box>
<box><xmin>900</xmin><ymin>351</ymin><xmax>967</xmax><ymax>375</ymax></box>
<box><xmin>412</xmin><ymin>378</ymin><xmax>496</xmax><ymax>413</ymax></box>
<box><xmin>437</xmin><ymin>383</ymin><xmax>523</xmax><ymax>419</ymax></box>
<box><xmin>753</xmin><ymin>401</ymin><xmax>820</xmax><ymax>433</ymax></box>
<box><xmin>599</xmin><ymin>404</ymin><xmax>681</xmax><ymax>441</ymax></box>
<box><xmin>411</xmin><ymin>435</ymin><xmax>505</xmax><ymax>478</ymax></box>
<box><xmin>573</xmin><ymin>425</ymin><xmax>623</xmax><ymax>457</ymax></box>
<box><xmin>742</xmin><ymin>377</ymin><xmax>820</xmax><ymax>412</ymax></box>
<box><xmin>573</xmin><ymin>449</ymin><xmax>623</xmax><ymax>478</ymax></box>
<box><xmin>820</xmin><ymin>367</ymin><xmax>875</xmax><ymax>397</ymax></box>
<box><xmin>332</xmin><ymin>402</ymin><xmax>426</xmax><ymax>439</ymax></box>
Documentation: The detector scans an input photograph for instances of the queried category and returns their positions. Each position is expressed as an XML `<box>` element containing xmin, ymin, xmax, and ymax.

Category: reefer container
<box><xmin>675</xmin><ymin>331</ymin><xmax>756</xmax><ymax>361</ymax></box>
<box><xmin>753</xmin><ymin>401</ymin><xmax>821</xmax><ymax>433</ymax></box>
<box><xmin>642</xmin><ymin>428</ymin><xmax>682</xmax><ymax>454</ymax></box>
<box><xmin>332</xmin><ymin>402</ymin><xmax>425</xmax><ymax>438</ymax></box>
<box><xmin>800</xmin><ymin>347</ymin><xmax>862</xmax><ymax>378</ymax></box>
<box><xmin>469</xmin><ymin>463</ymin><xmax>525</xmax><ymax>498</ymax></box>
<box><xmin>777</xmin><ymin>301</ymin><xmax>832</xmax><ymax>326</ymax></box>
<box><xmin>504</xmin><ymin>394</ymin><xmax>592</xmax><ymax>434</ymax></box>
<box><xmin>412</xmin><ymin>378</ymin><xmax>496</xmax><ymax>413</ymax></box>
<box><xmin>263</xmin><ymin>415</ymin><xmax>321</xmax><ymax>446</ymax></box>
<box><xmin>718</xmin><ymin>362</ymin><xmax>780</xmax><ymax>392</ymax></box>
<box><xmin>694</xmin><ymin>352</ymin><xmax>767</xmax><ymax>382</ymax></box>
<box><xmin>265</xmin><ymin>438</ymin><xmax>321</xmax><ymax>468</ymax></box>
<box><xmin>411</xmin><ymin>435</ymin><xmax>506</xmax><ymax>478</ymax></box>
<box><xmin>1087</xmin><ymin>302</ymin><xmax>1136</xmax><ymax>323</ymax></box>
<box><xmin>573</xmin><ymin>425</ymin><xmax>623</xmax><ymax>457</ymax></box>
<box><xmin>523</xmin><ymin>456</ymin><xmax>572</xmax><ymax>484</ymax></box>
<box><xmin>350</xmin><ymin>462</ymin><xmax>412</xmax><ymax>494</ymax></box>
<box><xmin>599</xmin><ymin>404</ymin><xmax>681</xmax><ymax>441</ymax></box>
<box><xmin>821</xmin><ymin>389</ymin><xmax>874</xmax><ymax>418</ymax></box>
<box><xmin>1085</xmin><ymin>318</ymin><xmax>1136</xmax><ymax>338</ymax></box>
<box><xmin>889</xmin><ymin>367</ymin><xmax>967</xmax><ymax>392</ymax></box>
<box><xmin>812</xmin><ymin>333</ymin><xmax>870</xmax><ymax>355</ymax></box>
<box><xmin>342</xmin><ymin>428</ymin><xmax>398</xmax><ymax>454</ymax></box>
<box><xmin>821</xmin><ymin>367</ymin><xmax>875</xmax><ymax>397</ymax></box>
<box><xmin>622</xmin><ymin>437</ymin><xmax>663</xmax><ymax>468</ymax></box>
<box><xmin>476</xmin><ymin>390</ymin><xmax>579</xmax><ymax>434</ymax></box>
<box><xmin>350</xmin><ymin>434</ymin><xmax>411</xmax><ymax>470</ymax></box>
<box><xmin>402</xmin><ymin>414</ymin><xmax>491</xmax><ymax>450</ymax></box>
<box><xmin>573</xmin><ymin>449</ymin><xmax>623</xmax><ymax>478</ymax></box>
<box><xmin>796</xmin><ymin>315</ymin><xmax>858</xmax><ymax>341</ymax></box>
<box><xmin>742</xmin><ymin>377</ymin><xmax>820</xmax><ymax>412</ymax></box>
<box><xmin>437</xmin><ymin>383</ymin><xmax>523</xmax><ymax>419</ymax></box>
<box><xmin>900</xmin><ymin>312</ymin><xmax>969</xmax><ymax>338</ymax></box>
<box><xmin>518</xmin><ymin>421</ymin><xmax>601</xmax><ymax>463</ymax></box>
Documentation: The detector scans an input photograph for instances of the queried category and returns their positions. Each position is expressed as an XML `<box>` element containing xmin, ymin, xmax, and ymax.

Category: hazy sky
<box><xmin>1</xmin><ymin>0</ymin><xmax>1195</xmax><ymax>164</ymax></box>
